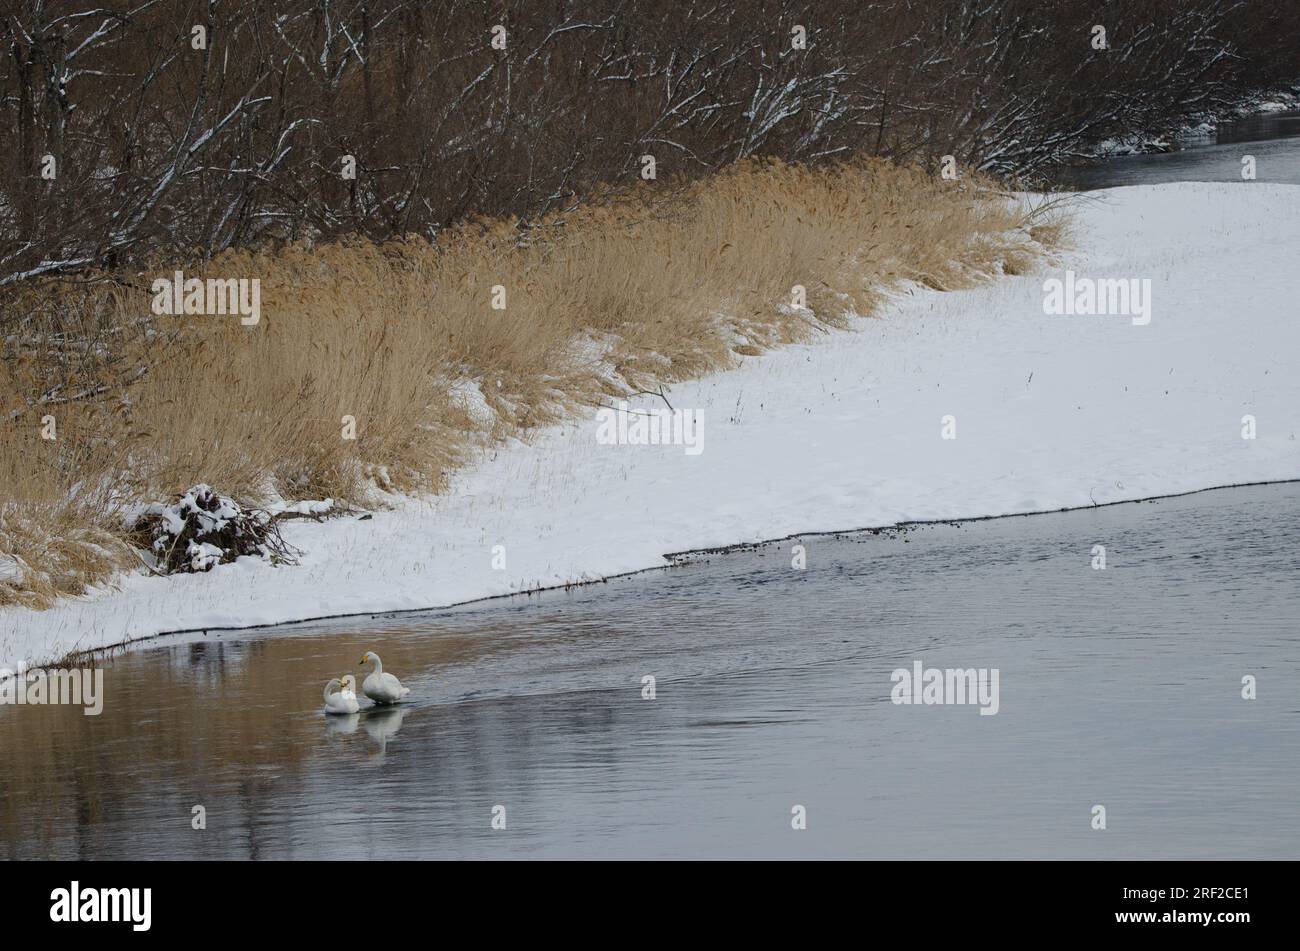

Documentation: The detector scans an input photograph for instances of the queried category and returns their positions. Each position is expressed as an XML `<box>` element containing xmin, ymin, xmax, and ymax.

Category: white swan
<box><xmin>339</xmin><ymin>674</ymin><xmax>359</xmax><ymax>705</ymax></box>
<box><xmin>323</xmin><ymin>677</ymin><xmax>360</xmax><ymax>715</ymax></box>
<box><xmin>359</xmin><ymin>651</ymin><xmax>410</xmax><ymax>704</ymax></box>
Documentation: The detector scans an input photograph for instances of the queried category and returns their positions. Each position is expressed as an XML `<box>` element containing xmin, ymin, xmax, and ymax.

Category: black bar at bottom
<box><xmin>1</xmin><ymin>859</ymin><xmax>1282</xmax><ymax>937</ymax></box>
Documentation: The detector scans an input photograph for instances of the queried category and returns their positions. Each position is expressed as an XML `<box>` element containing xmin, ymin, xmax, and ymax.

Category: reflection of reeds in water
<box><xmin>0</xmin><ymin>157</ymin><xmax>1064</xmax><ymax>608</ymax></box>
<box><xmin>0</xmin><ymin>628</ymin><xmax>495</xmax><ymax>857</ymax></box>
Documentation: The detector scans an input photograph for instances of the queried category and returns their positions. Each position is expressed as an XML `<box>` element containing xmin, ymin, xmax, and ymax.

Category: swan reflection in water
<box><xmin>320</xmin><ymin>687</ymin><xmax>407</xmax><ymax>754</ymax></box>
<box><xmin>361</xmin><ymin>705</ymin><xmax>406</xmax><ymax>756</ymax></box>
<box><xmin>324</xmin><ymin>712</ymin><xmax>361</xmax><ymax>739</ymax></box>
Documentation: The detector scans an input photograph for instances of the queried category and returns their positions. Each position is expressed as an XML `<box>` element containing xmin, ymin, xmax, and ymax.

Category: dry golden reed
<box><xmin>0</xmin><ymin>156</ymin><xmax>1061</xmax><ymax>607</ymax></box>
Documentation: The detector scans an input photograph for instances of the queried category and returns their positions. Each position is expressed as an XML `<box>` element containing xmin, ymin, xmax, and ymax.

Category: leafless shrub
<box><xmin>2</xmin><ymin>0</ymin><xmax>1294</xmax><ymax>290</ymax></box>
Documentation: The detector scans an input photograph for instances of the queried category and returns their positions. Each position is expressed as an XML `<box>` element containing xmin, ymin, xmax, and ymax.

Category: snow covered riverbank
<box><xmin>3</xmin><ymin>181</ymin><xmax>1298</xmax><ymax>668</ymax></box>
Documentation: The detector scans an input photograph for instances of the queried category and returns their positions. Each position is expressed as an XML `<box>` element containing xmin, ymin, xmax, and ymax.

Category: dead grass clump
<box><xmin>0</xmin><ymin>504</ymin><xmax>134</xmax><ymax>609</ymax></box>
<box><xmin>0</xmin><ymin>156</ymin><xmax>1063</xmax><ymax>607</ymax></box>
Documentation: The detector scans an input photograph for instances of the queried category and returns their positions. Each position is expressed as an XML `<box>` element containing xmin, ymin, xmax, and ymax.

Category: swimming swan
<box><xmin>340</xmin><ymin>674</ymin><xmax>359</xmax><ymax>705</ymax></box>
<box><xmin>359</xmin><ymin>651</ymin><xmax>410</xmax><ymax>704</ymax></box>
<box><xmin>323</xmin><ymin>677</ymin><xmax>360</xmax><ymax>715</ymax></box>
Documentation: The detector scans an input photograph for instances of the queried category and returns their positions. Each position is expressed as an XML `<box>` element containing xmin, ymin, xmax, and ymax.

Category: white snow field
<box><xmin>3</xmin><ymin>182</ymin><xmax>1297</xmax><ymax>667</ymax></box>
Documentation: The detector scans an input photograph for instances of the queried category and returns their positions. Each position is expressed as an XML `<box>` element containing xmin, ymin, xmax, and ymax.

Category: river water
<box><xmin>3</xmin><ymin>118</ymin><xmax>1299</xmax><ymax>861</ymax></box>
<box><xmin>2</xmin><ymin>483</ymin><xmax>1297</xmax><ymax>859</ymax></box>
<box><xmin>1057</xmin><ymin>109</ymin><xmax>1300</xmax><ymax>189</ymax></box>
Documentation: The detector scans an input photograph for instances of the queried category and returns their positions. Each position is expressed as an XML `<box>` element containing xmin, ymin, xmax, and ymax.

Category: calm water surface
<box><xmin>2</xmin><ymin>484</ymin><xmax>1297</xmax><ymax>859</ymax></box>
<box><xmin>1058</xmin><ymin>109</ymin><xmax>1300</xmax><ymax>189</ymax></box>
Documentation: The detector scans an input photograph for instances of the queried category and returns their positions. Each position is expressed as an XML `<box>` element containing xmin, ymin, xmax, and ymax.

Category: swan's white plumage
<box><xmin>359</xmin><ymin>651</ymin><xmax>410</xmax><ymax>704</ymax></box>
<box><xmin>323</xmin><ymin>677</ymin><xmax>360</xmax><ymax>715</ymax></box>
<box><xmin>340</xmin><ymin>674</ymin><xmax>359</xmax><ymax>705</ymax></box>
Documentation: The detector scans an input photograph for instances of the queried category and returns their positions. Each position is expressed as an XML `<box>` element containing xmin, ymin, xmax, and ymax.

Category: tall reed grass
<box><xmin>0</xmin><ymin>157</ymin><xmax>1063</xmax><ymax>608</ymax></box>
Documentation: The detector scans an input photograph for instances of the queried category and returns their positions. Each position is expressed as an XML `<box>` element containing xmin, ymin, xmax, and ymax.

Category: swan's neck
<box><xmin>370</xmin><ymin>656</ymin><xmax>383</xmax><ymax>676</ymax></box>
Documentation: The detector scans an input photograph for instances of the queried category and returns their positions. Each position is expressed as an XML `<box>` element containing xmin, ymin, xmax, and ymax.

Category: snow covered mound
<box><xmin>134</xmin><ymin>485</ymin><xmax>295</xmax><ymax>574</ymax></box>
<box><xmin>2</xmin><ymin>182</ymin><xmax>1298</xmax><ymax>667</ymax></box>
